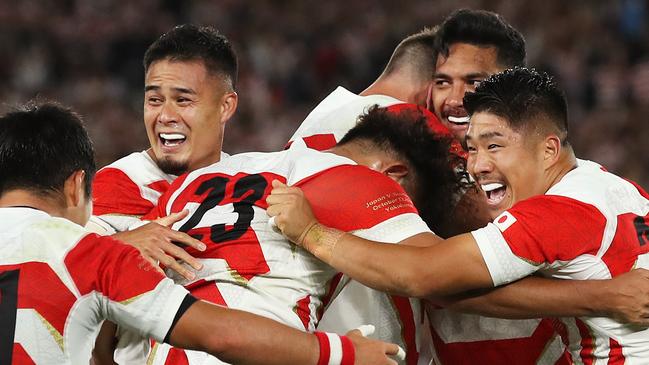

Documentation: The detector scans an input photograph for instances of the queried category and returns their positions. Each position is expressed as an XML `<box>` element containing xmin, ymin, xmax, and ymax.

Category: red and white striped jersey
<box><xmin>92</xmin><ymin>151</ymin><xmax>175</xmax><ymax>232</ymax></box>
<box><xmin>147</xmin><ymin>142</ymin><xmax>431</xmax><ymax>365</ymax></box>
<box><xmin>0</xmin><ymin>208</ymin><xmax>189</xmax><ymax>364</ymax></box>
<box><xmin>289</xmin><ymin>93</ymin><xmax>462</xmax><ymax>365</ymax></box>
<box><xmin>287</xmin><ymin>86</ymin><xmax>402</xmax><ymax>150</ymax></box>
<box><xmin>473</xmin><ymin>159</ymin><xmax>649</xmax><ymax>364</ymax></box>
<box><xmin>91</xmin><ymin>150</ymin><xmax>230</xmax><ymax>232</ymax></box>
<box><xmin>427</xmin><ymin>310</ymin><xmax>569</xmax><ymax>365</ymax></box>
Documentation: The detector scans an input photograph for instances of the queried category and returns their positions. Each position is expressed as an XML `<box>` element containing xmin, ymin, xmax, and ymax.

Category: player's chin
<box><xmin>157</xmin><ymin>157</ymin><xmax>190</xmax><ymax>176</ymax></box>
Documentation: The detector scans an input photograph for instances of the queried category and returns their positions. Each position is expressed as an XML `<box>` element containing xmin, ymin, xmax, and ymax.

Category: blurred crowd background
<box><xmin>2</xmin><ymin>0</ymin><xmax>648</xmax><ymax>186</ymax></box>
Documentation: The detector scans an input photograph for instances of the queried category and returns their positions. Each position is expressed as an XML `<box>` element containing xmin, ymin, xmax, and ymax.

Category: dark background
<box><xmin>2</xmin><ymin>0</ymin><xmax>648</xmax><ymax>186</ymax></box>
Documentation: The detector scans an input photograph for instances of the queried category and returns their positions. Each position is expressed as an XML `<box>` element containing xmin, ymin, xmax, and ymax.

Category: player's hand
<box><xmin>112</xmin><ymin>210</ymin><xmax>205</xmax><ymax>280</ymax></box>
<box><xmin>605</xmin><ymin>268</ymin><xmax>649</xmax><ymax>326</ymax></box>
<box><xmin>266</xmin><ymin>180</ymin><xmax>318</xmax><ymax>246</ymax></box>
<box><xmin>345</xmin><ymin>328</ymin><xmax>401</xmax><ymax>365</ymax></box>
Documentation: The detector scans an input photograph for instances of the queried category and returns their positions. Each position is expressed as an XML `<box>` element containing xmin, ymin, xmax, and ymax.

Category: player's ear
<box><xmin>63</xmin><ymin>170</ymin><xmax>86</xmax><ymax>208</ymax></box>
<box><xmin>383</xmin><ymin>163</ymin><xmax>410</xmax><ymax>184</ymax></box>
<box><xmin>219</xmin><ymin>91</ymin><xmax>238</xmax><ymax>124</ymax></box>
<box><xmin>542</xmin><ymin>134</ymin><xmax>561</xmax><ymax>169</ymax></box>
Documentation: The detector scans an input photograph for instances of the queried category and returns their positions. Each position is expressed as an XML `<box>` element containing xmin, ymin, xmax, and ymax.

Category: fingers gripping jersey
<box><xmin>0</xmin><ymin>208</ymin><xmax>188</xmax><ymax>364</ymax></box>
<box><xmin>473</xmin><ymin>159</ymin><xmax>649</xmax><ymax>364</ymax></box>
<box><xmin>91</xmin><ymin>151</ymin><xmax>175</xmax><ymax>232</ymax></box>
<box><xmin>148</xmin><ymin>143</ymin><xmax>431</xmax><ymax>365</ymax></box>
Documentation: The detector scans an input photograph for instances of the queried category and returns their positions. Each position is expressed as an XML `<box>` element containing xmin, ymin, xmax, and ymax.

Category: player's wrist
<box><xmin>303</xmin><ymin>223</ymin><xmax>345</xmax><ymax>263</ymax></box>
<box><xmin>314</xmin><ymin>331</ymin><xmax>355</xmax><ymax>365</ymax></box>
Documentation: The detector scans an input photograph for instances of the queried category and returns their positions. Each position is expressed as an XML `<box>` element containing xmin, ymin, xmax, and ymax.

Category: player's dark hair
<box><xmin>435</xmin><ymin>9</ymin><xmax>526</xmax><ymax>68</ymax></box>
<box><xmin>0</xmin><ymin>102</ymin><xmax>96</xmax><ymax>198</ymax></box>
<box><xmin>464</xmin><ymin>67</ymin><xmax>569</xmax><ymax>144</ymax></box>
<box><xmin>143</xmin><ymin>24</ymin><xmax>238</xmax><ymax>89</ymax></box>
<box><xmin>338</xmin><ymin>105</ymin><xmax>468</xmax><ymax>232</ymax></box>
<box><xmin>383</xmin><ymin>27</ymin><xmax>437</xmax><ymax>80</ymax></box>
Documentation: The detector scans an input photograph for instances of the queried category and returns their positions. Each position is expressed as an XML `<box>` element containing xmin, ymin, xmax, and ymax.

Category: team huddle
<box><xmin>2</xmin><ymin>8</ymin><xmax>649</xmax><ymax>365</ymax></box>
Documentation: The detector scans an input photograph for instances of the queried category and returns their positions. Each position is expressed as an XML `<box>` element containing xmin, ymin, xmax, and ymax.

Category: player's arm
<box><xmin>267</xmin><ymin>181</ymin><xmax>494</xmax><ymax>298</ymax></box>
<box><xmin>435</xmin><ymin>269</ymin><xmax>649</xmax><ymax>325</ymax></box>
<box><xmin>401</xmin><ymin>224</ymin><xmax>649</xmax><ymax>325</ymax></box>
<box><xmin>170</xmin><ymin>299</ymin><xmax>400</xmax><ymax>365</ymax></box>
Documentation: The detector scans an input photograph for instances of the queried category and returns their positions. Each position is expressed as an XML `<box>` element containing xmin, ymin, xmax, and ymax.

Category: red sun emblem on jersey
<box><xmin>494</xmin><ymin>211</ymin><xmax>517</xmax><ymax>232</ymax></box>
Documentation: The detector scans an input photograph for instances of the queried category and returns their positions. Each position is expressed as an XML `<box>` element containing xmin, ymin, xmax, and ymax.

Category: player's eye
<box><xmin>147</xmin><ymin>96</ymin><xmax>163</xmax><ymax>104</ymax></box>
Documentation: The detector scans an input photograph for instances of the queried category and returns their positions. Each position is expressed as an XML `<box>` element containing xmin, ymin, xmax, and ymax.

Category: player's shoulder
<box><xmin>523</xmin><ymin>159</ymin><xmax>645</xmax><ymax>217</ymax></box>
<box><xmin>96</xmin><ymin>151</ymin><xmax>172</xmax><ymax>184</ymax></box>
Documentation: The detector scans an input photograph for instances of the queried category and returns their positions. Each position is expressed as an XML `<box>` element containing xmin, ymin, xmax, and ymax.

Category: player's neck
<box><xmin>546</xmin><ymin>149</ymin><xmax>579</xmax><ymax>192</ymax></box>
<box><xmin>360</xmin><ymin>72</ymin><xmax>427</xmax><ymax>105</ymax></box>
<box><xmin>0</xmin><ymin>189</ymin><xmax>63</xmax><ymax>217</ymax></box>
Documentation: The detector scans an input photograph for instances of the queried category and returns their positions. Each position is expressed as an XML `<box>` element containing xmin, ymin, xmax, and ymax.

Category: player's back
<box><xmin>155</xmin><ymin>144</ymin><xmax>350</xmax><ymax>330</ymax></box>
<box><xmin>0</xmin><ymin>207</ymin><xmax>187</xmax><ymax>364</ymax></box>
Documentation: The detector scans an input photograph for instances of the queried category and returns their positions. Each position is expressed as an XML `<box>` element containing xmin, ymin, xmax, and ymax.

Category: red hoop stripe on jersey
<box><xmin>575</xmin><ymin>318</ymin><xmax>595</xmax><ymax>365</ymax></box>
<box><xmin>603</xmin><ymin>212</ymin><xmax>649</xmax><ymax>276</ymax></box>
<box><xmin>295</xmin><ymin>294</ymin><xmax>312</xmax><ymax>330</ymax></box>
<box><xmin>65</xmin><ymin>234</ymin><xmax>164</xmax><ymax>302</ymax></box>
<box><xmin>163</xmin><ymin>348</ymin><xmax>190</xmax><ymax>365</ymax></box>
<box><xmin>317</xmin><ymin>273</ymin><xmax>343</xmax><ymax>321</ymax></box>
<box><xmin>11</xmin><ymin>343</ymin><xmax>34</xmax><ymax>364</ymax></box>
<box><xmin>92</xmin><ymin>167</ymin><xmax>159</xmax><ymax>216</ymax></box>
<box><xmin>390</xmin><ymin>296</ymin><xmax>419</xmax><ymax>365</ymax></box>
<box><xmin>502</xmin><ymin>196</ymin><xmax>606</xmax><ymax>264</ymax></box>
<box><xmin>429</xmin><ymin>315</ymin><xmax>571</xmax><ymax>365</ymax></box>
<box><xmin>302</xmin><ymin>134</ymin><xmax>338</xmax><ymax>151</ymax></box>
<box><xmin>608</xmin><ymin>337</ymin><xmax>625</xmax><ymax>364</ymax></box>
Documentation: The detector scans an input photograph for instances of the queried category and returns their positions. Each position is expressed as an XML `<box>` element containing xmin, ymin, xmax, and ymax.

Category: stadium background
<box><xmin>2</xmin><ymin>0</ymin><xmax>648</xmax><ymax>187</ymax></box>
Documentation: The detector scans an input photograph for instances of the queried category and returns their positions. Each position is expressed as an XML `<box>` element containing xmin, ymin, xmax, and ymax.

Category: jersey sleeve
<box><xmin>471</xmin><ymin>195</ymin><xmax>607</xmax><ymax>286</ymax></box>
<box><xmin>297</xmin><ymin>165</ymin><xmax>431</xmax><ymax>243</ymax></box>
<box><xmin>64</xmin><ymin>234</ymin><xmax>189</xmax><ymax>342</ymax></box>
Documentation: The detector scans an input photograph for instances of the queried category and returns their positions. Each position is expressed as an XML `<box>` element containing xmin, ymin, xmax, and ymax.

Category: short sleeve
<box><xmin>65</xmin><ymin>234</ymin><xmax>189</xmax><ymax>341</ymax></box>
<box><xmin>471</xmin><ymin>195</ymin><xmax>607</xmax><ymax>286</ymax></box>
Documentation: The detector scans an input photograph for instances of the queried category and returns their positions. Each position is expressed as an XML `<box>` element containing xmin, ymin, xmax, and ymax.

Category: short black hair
<box><xmin>143</xmin><ymin>24</ymin><xmax>238</xmax><ymax>90</ymax></box>
<box><xmin>383</xmin><ymin>27</ymin><xmax>437</xmax><ymax>80</ymax></box>
<box><xmin>464</xmin><ymin>67</ymin><xmax>569</xmax><ymax>143</ymax></box>
<box><xmin>435</xmin><ymin>9</ymin><xmax>526</xmax><ymax>68</ymax></box>
<box><xmin>0</xmin><ymin>102</ymin><xmax>96</xmax><ymax>198</ymax></box>
<box><xmin>339</xmin><ymin>105</ymin><xmax>468</xmax><ymax>232</ymax></box>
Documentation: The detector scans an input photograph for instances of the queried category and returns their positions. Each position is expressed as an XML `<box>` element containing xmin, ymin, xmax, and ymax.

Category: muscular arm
<box><xmin>437</xmin><ymin>270</ymin><xmax>649</xmax><ymax>325</ymax></box>
<box><xmin>170</xmin><ymin>300</ymin><xmax>399</xmax><ymax>365</ymax></box>
<box><xmin>267</xmin><ymin>181</ymin><xmax>649</xmax><ymax>324</ymax></box>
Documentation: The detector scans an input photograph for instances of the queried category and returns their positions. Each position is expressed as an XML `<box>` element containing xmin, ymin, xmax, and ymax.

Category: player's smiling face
<box><xmin>466</xmin><ymin>112</ymin><xmax>547</xmax><ymax>218</ymax></box>
<box><xmin>432</xmin><ymin>43</ymin><xmax>502</xmax><ymax>141</ymax></box>
<box><xmin>144</xmin><ymin>59</ymin><xmax>233</xmax><ymax>175</ymax></box>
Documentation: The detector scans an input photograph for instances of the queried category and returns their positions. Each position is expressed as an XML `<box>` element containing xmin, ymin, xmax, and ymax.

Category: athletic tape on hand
<box><xmin>395</xmin><ymin>345</ymin><xmax>406</xmax><ymax>362</ymax></box>
<box><xmin>267</xmin><ymin>216</ymin><xmax>280</xmax><ymax>233</ymax></box>
<box><xmin>355</xmin><ymin>324</ymin><xmax>375</xmax><ymax>337</ymax></box>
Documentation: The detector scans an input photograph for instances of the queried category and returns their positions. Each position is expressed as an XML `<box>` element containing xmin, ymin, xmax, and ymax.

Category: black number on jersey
<box><xmin>634</xmin><ymin>215</ymin><xmax>649</xmax><ymax>246</ymax></box>
<box><xmin>0</xmin><ymin>269</ymin><xmax>20</xmax><ymax>364</ymax></box>
<box><xmin>178</xmin><ymin>174</ymin><xmax>268</xmax><ymax>244</ymax></box>
<box><xmin>178</xmin><ymin>176</ymin><xmax>228</xmax><ymax>241</ymax></box>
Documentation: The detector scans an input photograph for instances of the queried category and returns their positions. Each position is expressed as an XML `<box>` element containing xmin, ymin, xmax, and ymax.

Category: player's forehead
<box><xmin>466</xmin><ymin>112</ymin><xmax>517</xmax><ymax>142</ymax></box>
<box><xmin>435</xmin><ymin>43</ymin><xmax>502</xmax><ymax>78</ymax></box>
<box><xmin>144</xmin><ymin>59</ymin><xmax>216</xmax><ymax>93</ymax></box>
